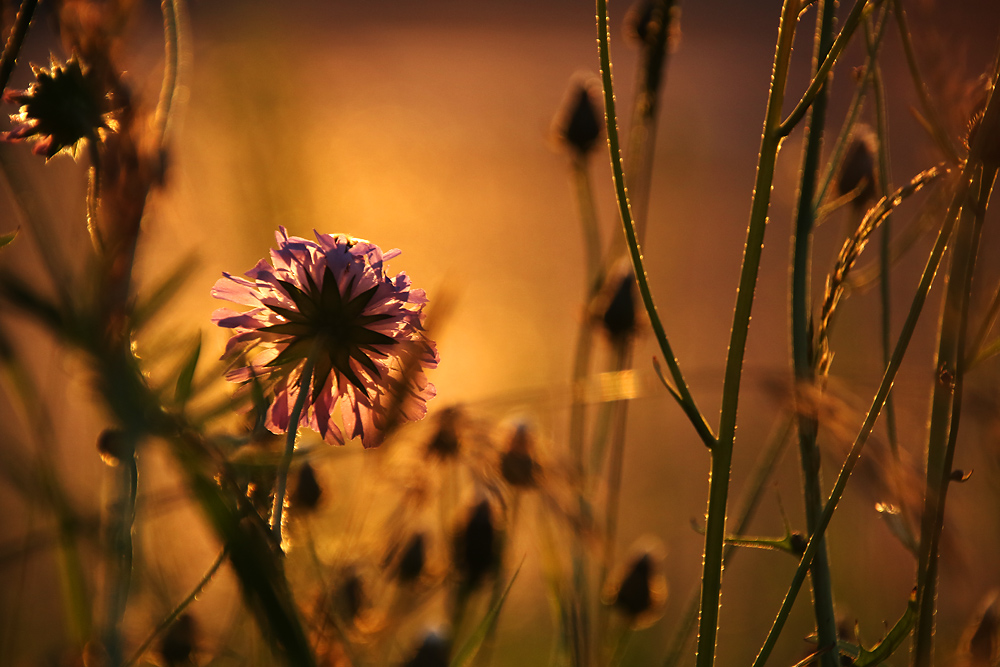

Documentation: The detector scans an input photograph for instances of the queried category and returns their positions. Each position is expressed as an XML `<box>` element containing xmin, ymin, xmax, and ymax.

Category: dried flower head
<box><xmin>289</xmin><ymin>461</ymin><xmax>322</xmax><ymax>511</ymax></box>
<box><xmin>603</xmin><ymin>540</ymin><xmax>667</xmax><ymax>629</ymax></box>
<box><xmin>159</xmin><ymin>613</ymin><xmax>196</xmax><ymax>666</ymax></box>
<box><xmin>600</xmin><ymin>273</ymin><xmax>638</xmax><ymax>340</ymax></box>
<box><xmin>405</xmin><ymin>630</ymin><xmax>450</xmax><ymax>667</ymax></box>
<box><xmin>396</xmin><ymin>532</ymin><xmax>427</xmax><ymax>583</ymax></box>
<box><xmin>555</xmin><ymin>79</ymin><xmax>602</xmax><ymax>156</ymax></box>
<box><xmin>500</xmin><ymin>422</ymin><xmax>539</xmax><ymax>488</ymax></box>
<box><xmin>2</xmin><ymin>56</ymin><xmax>112</xmax><ymax>159</ymax></box>
<box><xmin>836</xmin><ymin>125</ymin><xmax>878</xmax><ymax>207</ymax></box>
<box><xmin>453</xmin><ymin>500</ymin><xmax>500</xmax><ymax>589</ymax></box>
<box><xmin>213</xmin><ymin>227</ymin><xmax>438</xmax><ymax>448</ymax></box>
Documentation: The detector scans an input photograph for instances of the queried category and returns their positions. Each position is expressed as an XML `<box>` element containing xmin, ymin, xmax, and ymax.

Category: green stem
<box><xmin>124</xmin><ymin>546</ymin><xmax>229</xmax><ymax>667</ymax></box>
<box><xmin>270</xmin><ymin>357</ymin><xmax>316</xmax><ymax>543</ymax></box>
<box><xmin>595</xmin><ymin>0</ymin><xmax>715</xmax><ymax>452</ymax></box>
<box><xmin>751</xmin><ymin>157</ymin><xmax>977</xmax><ymax>667</ymax></box>
<box><xmin>913</xmin><ymin>165</ymin><xmax>996</xmax><ymax>667</ymax></box>
<box><xmin>0</xmin><ymin>0</ymin><xmax>36</xmax><ymax>92</ymax></box>
<box><xmin>154</xmin><ymin>0</ymin><xmax>183</xmax><ymax>147</ymax></box>
<box><xmin>695</xmin><ymin>1</ymin><xmax>799</xmax><ymax>663</ymax></box>
<box><xmin>788</xmin><ymin>0</ymin><xmax>839</xmax><ymax>662</ymax></box>
<box><xmin>777</xmin><ymin>0</ymin><xmax>872</xmax><ymax>138</ymax></box>
<box><xmin>103</xmin><ymin>444</ymin><xmax>138</xmax><ymax>667</ymax></box>
<box><xmin>663</xmin><ymin>415</ymin><xmax>794</xmax><ymax>666</ymax></box>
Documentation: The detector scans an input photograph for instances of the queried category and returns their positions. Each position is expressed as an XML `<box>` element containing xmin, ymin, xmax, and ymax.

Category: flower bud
<box><xmin>404</xmin><ymin>630</ymin><xmax>450</xmax><ymax>667</ymax></box>
<box><xmin>159</xmin><ymin>613</ymin><xmax>196</xmax><ymax>665</ymax></box>
<box><xmin>604</xmin><ymin>542</ymin><xmax>667</xmax><ymax>629</ymax></box>
<box><xmin>290</xmin><ymin>462</ymin><xmax>322</xmax><ymax>511</ymax></box>
<box><xmin>601</xmin><ymin>274</ymin><xmax>637</xmax><ymax>340</ymax></box>
<box><xmin>500</xmin><ymin>423</ymin><xmax>539</xmax><ymax>488</ymax></box>
<box><xmin>836</xmin><ymin>125</ymin><xmax>878</xmax><ymax>207</ymax></box>
<box><xmin>556</xmin><ymin>81</ymin><xmax>602</xmax><ymax>156</ymax></box>
<box><xmin>397</xmin><ymin>533</ymin><xmax>426</xmax><ymax>583</ymax></box>
<box><xmin>426</xmin><ymin>407</ymin><xmax>461</xmax><ymax>459</ymax></box>
<box><xmin>97</xmin><ymin>428</ymin><xmax>128</xmax><ymax>466</ymax></box>
<box><xmin>454</xmin><ymin>500</ymin><xmax>499</xmax><ymax>588</ymax></box>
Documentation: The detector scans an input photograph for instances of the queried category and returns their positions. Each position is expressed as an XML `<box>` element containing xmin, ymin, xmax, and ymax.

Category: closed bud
<box><xmin>603</xmin><ymin>541</ymin><xmax>667</xmax><ymax>629</ymax></box>
<box><xmin>290</xmin><ymin>462</ymin><xmax>322</xmax><ymax>511</ymax></box>
<box><xmin>454</xmin><ymin>500</ymin><xmax>499</xmax><ymax>588</ymax></box>
<box><xmin>500</xmin><ymin>423</ymin><xmax>539</xmax><ymax>488</ymax></box>
<box><xmin>556</xmin><ymin>80</ymin><xmax>602</xmax><ymax>156</ymax></box>
<box><xmin>427</xmin><ymin>407</ymin><xmax>461</xmax><ymax>459</ymax></box>
<box><xmin>601</xmin><ymin>274</ymin><xmax>637</xmax><ymax>340</ymax></box>
<box><xmin>837</xmin><ymin>125</ymin><xmax>878</xmax><ymax>207</ymax></box>
<box><xmin>404</xmin><ymin>630</ymin><xmax>450</xmax><ymax>667</ymax></box>
<box><xmin>397</xmin><ymin>533</ymin><xmax>426</xmax><ymax>583</ymax></box>
<box><xmin>159</xmin><ymin>613</ymin><xmax>196</xmax><ymax>666</ymax></box>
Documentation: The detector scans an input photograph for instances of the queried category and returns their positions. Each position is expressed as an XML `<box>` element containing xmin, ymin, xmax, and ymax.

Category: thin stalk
<box><xmin>788</xmin><ymin>0</ymin><xmax>839</xmax><ymax>661</ymax></box>
<box><xmin>752</xmin><ymin>157</ymin><xmax>977</xmax><ymax>667</ymax></box>
<box><xmin>154</xmin><ymin>0</ymin><xmax>183</xmax><ymax>147</ymax></box>
<box><xmin>124</xmin><ymin>546</ymin><xmax>230</xmax><ymax>667</ymax></box>
<box><xmin>270</xmin><ymin>357</ymin><xmax>316</xmax><ymax>544</ymax></box>
<box><xmin>866</xmin><ymin>16</ymin><xmax>900</xmax><ymax>457</ymax></box>
<box><xmin>913</xmin><ymin>165</ymin><xmax>996</xmax><ymax>667</ymax></box>
<box><xmin>0</xmin><ymin>0</ymin><xmax>36</xmax><ymax>92</ymax></box>
<box><xmin>595</xmin><ymin>0</ymin><xmax>716</xmax><ymax>452</ymax></box>
<box><xmin>696</xmin><ymin>0</ymin><xmax>799</xmax><ymax>663</ymax></box>
<box><xmin>891</xmin><ymin>0</ymin><xmax>960</xmax><ymax>164</ymax></box>
<box><xmin>103</xmin><ymin>444</ymin><xmax>138</xmax><ymax>667</ymax></box>
<box><xmin>777</xmin><ymin>0</ymin><xmax>872</xmax><ymax>138</ymax></box>
<box><xmin>813</xmin><ymin>7</ymin><xmax>890</xmax><ymax>211</ymax></box>
<box><xmin>663</xmin><ymin>413</ymin><xmax>794</xmax><ymax>667</ymax></box>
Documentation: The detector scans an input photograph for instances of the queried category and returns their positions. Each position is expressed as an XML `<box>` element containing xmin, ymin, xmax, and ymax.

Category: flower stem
<box><xmin>0</xmin><ymin>0</ymin><xmax>37</xmax><ymax>92</ymax></box>
<box><xmin>124</xmin><ymin>546</ymin><xmax>229</xmax><ymax>667</ymax></box>
<box><xmin>788</xmin><ymin>1</ymin><xmax>839</xmax><ymax>664</ymax></box>
<box><xmin>271</xmin><ymin>357</ymin><xmax>316</xmax><ymax>543</ymax></box>
<box><xmin>751</xmin><ymin>156</ymin><xmax>978</xmax><ymax>667</ymax></box>
<box><xmin>695</xmin><ymin>0</ymin><xmax>799</xmax><ymax>663</ymax></box>
<box><xmin>154</xmin><ymin>0</ymin><xmax>183</xmax><ymax>147</ymax></box>
<box><xmin>913</xmin><ymin>165</ymin><xmax>997</xmax><ymax>667</ymax></box>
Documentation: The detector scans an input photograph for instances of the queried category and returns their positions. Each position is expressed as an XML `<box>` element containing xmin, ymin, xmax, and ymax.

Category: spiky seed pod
<box><xmin>837</xmin><ymin>126</ymin><xmax>878</xmax><ymax>207</ymax></box>
<box><xmin>555</xmin><ymin>81</ymin><xmax>602</xmax><ymax>156</ymax></box>
<box><xmin>500</xmin><ymin>423</ymin><xmax>539</xmax><ymax>488</ymax></box>
<box><xmin>454</xmin><ymin>500</ymin><xmax>498</xmax><ymax>589</ymax></box>
<box><xmin>159</xmin><ymin>613</ymin><xmax>196</xmax><ymax>665</ymax></box>
<box><xmin>404</xmin><ymin>631</ymin><xmax>450</xmax><ymax>667</ymax></box>
<box><xmin>397</xmin><ymin>533</ymin><xmax>426</xmax><ymax>583</ymax></box>
<box><xmin>426</xmin><ymin>407</ymin><xmax>461</xmax><ymax>459</ymax></box>
<box><xmin>290</xmin><ymin>462</ymin><xmax>322</xmax><ymax>511</ymax></box>
<box><xmin>604</xmin><ymin>543</ymin><xmax>667</xmax><ymax>629</ymax></box>
<box><xmin>601</xmin><ymin>274</ymin><xmax>638</xmax><ymax>340</ymax></box>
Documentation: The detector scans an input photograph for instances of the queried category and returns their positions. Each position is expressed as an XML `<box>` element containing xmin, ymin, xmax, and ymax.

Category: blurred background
<box><xmin>3</xmin><ymin>0</ymin><xmax>1000</xmax><ymax>664</ymax></box>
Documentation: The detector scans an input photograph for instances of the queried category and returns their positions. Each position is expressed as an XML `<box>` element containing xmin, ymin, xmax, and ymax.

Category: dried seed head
<box><xmin>555</xmin><ymin>79</ymin><xmax>602</xmax><ymax>156</ymax></box>
<box><xmin>397</xmin><ymin>533</ymin><xmax>426</xmax><ymax>583</ymax></box>
<box><xmin>427</xmin><ymin>407</ymin><xmax>461</xmax><ymax>459</ymax></box>
<box><xmin>959</xmin><ymin>592</ymin><xmax>1000</xmax><ymax>666</ymax></box>
<box><xmin>290</xmin><ymin>461</ymin><xmax>322</xmax><ymax>511</ymax></box>
<box><xmin>837</xmin><ymin>125</ymin><xmax>878</xmax><ymax>207</ymax></box>
<box><xmin>335</xmin><ymin>571</ymin><xmax>367</xmax><ymax>623</ymax></box>
<box><xmin>454</xmin><ymin>500</ymin><xmax>499</xmax><ymax>588</ymax></box>
<box><xmin>159</xmin><ymin>613</ymin><xmax>196</xmax><ymax>666</ymax></box>
<box><xmin>97</xmin><ymin>429</ymin><xmax>128</xmax><ymax>466</ymax></box>
<box><xmin>500</xmin><ymin>423</ymin><xmax>539</xmax><ymax>488</ymax></box>
<box><xmin>404</xmin><ymin>630</ymin><xmax>450</xmax><ymax>667</ymax></box>
<box><xmin>604</xmin><ymin>542</ymin><xmax>667</xmax><ymax>629</ymax></box>
<box><xmin>600</xmin><ymin>273</ymin><xmax>638</xmax><ymax>340</ymax></box>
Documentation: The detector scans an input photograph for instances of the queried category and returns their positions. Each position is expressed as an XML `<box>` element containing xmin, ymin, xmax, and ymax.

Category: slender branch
<box><xmin>124</xmin><ymin>547</ymin><xmax>230</xmax><ymax>667</ymax></box>
<box><xmin>777</xmin><ymin>0</ymin><xmax>872</xmax><ymax>137</ymax></box>
<box><xmin>270</xmin><ymin>358</ymin><xmax>316</xmax><ymax>543</ymax></box>
<box><xmin>595</xmin><ymin>0</ymin><xmax>716</xmax><ymax>451</ymax></box>
<box><xmin>154</xmin><ymin>0</ymin><xmax>183</xmax><ymax>147</ymax></box>
<box><xmin>751</xmin><ymin>156</ymin><xmax>977</xmax><ymax>667</ymax></box>
<box><xmin>0</xmin><ymin>0</ymin><xmax>36</xmax><ymax>92</ymax></box>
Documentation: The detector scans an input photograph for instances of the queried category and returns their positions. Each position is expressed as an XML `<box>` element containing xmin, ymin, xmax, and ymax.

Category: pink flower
<box><xmin>213</xmin><ymin>228</ymin><xmax>437</xmax><ymax>448</ymax></box>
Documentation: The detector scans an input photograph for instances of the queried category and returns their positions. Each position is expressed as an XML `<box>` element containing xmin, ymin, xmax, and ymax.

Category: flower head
<box><xmin>2</xmin><ymin>56</ymin><xmax>112</xmax><ymax>159</ymax></box>
<box><xmin>213</xmin><ymin>227</ymin><xmax>438</xmax><ymax>448</ymax></box>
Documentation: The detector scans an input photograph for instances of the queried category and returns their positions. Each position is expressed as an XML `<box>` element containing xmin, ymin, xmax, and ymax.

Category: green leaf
<box><xmin>174</xmin><ymin>334</ymin><xmax>201</xmax><ymax>407</ymax></box>
<box><xmin>450</xmin><ymin>558</ymin><xmax>524</xmax><ymax>667</ymax></box>
<box><xmin>0</xmin><ymin>227</ymin><xmax>18</xmax><ymax>249</ymax></box>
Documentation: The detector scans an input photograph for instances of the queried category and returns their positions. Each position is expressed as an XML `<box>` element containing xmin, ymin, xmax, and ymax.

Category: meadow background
<box><xmin>3</xmin><ymin>0</ymin><xmax>1000</xmax><ymax>665</ymax></box>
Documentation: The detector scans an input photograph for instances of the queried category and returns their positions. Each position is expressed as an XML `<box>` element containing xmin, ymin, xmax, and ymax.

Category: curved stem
<box><xmin>777</xmin><ymin>0</ymin><xmax>871</xmax><ymax>137</ymax></box>
<box><xmin>752</xmin><ymin>157</ymin><xmax>977</xmax><ymax>667</ymax></box>
<box><xmin>270</xmin><ymin>357</ymin><xmax>316</xmax><ymax>543</ymax></box>
<box><xmin>154</xmin><ymin>0</ymin><xmax>183</xmax><ymax>148</ymax></box>
<box><xmin>0</xmin><ymin>0</ymin><xmax>36</xmax><ymax>92</ymax></box>
<box><xmin>124</xmin><ymin>546</ymin><xmax>229</xmax><ymax>667</ymax></box>
<box><xmin>595</xmin><ymin>0</ymin><xmax>715</xmax><ymax>453</ymax></box>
